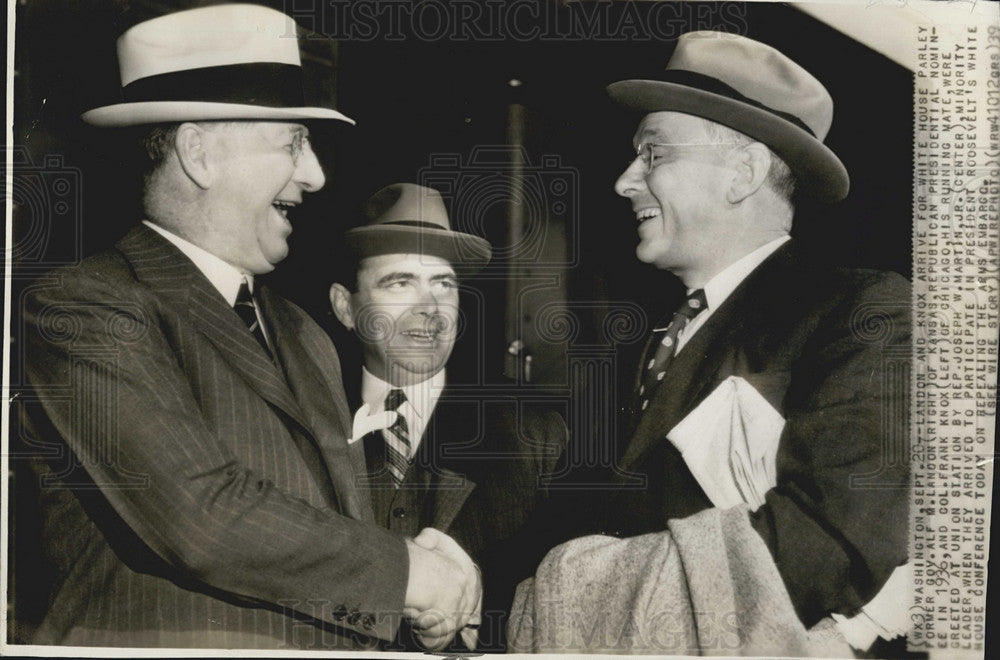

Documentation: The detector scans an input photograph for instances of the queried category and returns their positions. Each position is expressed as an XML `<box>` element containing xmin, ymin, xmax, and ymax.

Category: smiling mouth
<box><xmin>401</xmin><ymin>329</ymin><xmax>440</xmax><ymax>343</ymax></box>
<box><xmin>272</xmin><ymin>200</ymin><xmax>298</xmax><ymax>219</ymax></box>
<box><xmin>635</xmin><ymin>207</ymin><xmax>660</xmax><ymax>225</ymax></box>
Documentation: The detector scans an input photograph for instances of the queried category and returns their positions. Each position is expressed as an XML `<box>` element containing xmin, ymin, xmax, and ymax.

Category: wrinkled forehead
<box><xmin>632</xmin><ymin>111</ymin><xmax>713</xmax><ymax>147</ymax></box>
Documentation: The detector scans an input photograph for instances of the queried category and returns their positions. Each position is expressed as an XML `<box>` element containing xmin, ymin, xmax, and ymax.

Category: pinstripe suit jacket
<box><xmin>21</xmin><ymin>225</ymin><xmax>408</xmax><ymax>649</ymax></box>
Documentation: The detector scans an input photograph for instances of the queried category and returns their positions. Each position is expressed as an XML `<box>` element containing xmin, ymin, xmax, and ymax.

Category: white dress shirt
<box><xmin>360</xmin><ymin>367</ymin><xmax>446</xmax><ymax>459</ymax></box>
<box><xmin>673</xmin><ymin>235</ymin><xmax>791</xmax><ymax>354</ymax></box>
<box><xmin>143</xmin><ymin>220</ymin><xmax>272</xmax><ymax>347</ymax></box>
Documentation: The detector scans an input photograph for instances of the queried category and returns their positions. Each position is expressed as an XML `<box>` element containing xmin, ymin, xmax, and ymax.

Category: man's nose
<box><xmin>614</xmin><ymin>157</ymin><xmax>646</xmax><ymax>198</ymax></box>
<box><xmin>415</xmin><ymin>285</ymin><xmax>441</xmax><ymax>311</ymax></box>
<box><xmin>294</xmin><ymin>141</ymin><xmax>326</xmax><ymax>192</ymax></box>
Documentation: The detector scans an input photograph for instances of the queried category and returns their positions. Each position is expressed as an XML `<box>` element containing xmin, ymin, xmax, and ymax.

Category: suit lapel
<box><xmin>118</xmin><ymin>226</ymin><xmax>371</xmax><ymax>520</ymax></box>
<box><xmin>411</xmin><ymin>392</ymin><xmax>477</xmax><ymax>532</ymax></box>
<box><xmin>621</xmin><ymin>303</ymin><xmax>742</xmax><ymax>471</ymax></box>
<box><xmin>620</xmin><ymin>243</ymin><xmax>794</xmax><ymax>472</ymax></box>
<box><xmin>120</xmin><ymin>226</ymin><xmax>312</xmax><ymax>431</ymax></box>
<box><xmin>258</xmin><ymin>286</ymin><xmax>374</xmax><ymax>522</ymax></box>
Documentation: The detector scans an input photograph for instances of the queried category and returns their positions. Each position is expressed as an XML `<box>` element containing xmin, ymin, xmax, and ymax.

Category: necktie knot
<box><xmin>234</xmin><ymin>279</ymin><xmax>271</xmax><ymax>357</ymax></box>
<box><xmin>680</xmin><ymin>289</ymin><xmax>707</xmax><ymax>317</ymax></box>
<box><xmin>671</xmin><ymin>289</ymin><xmax>708</xmax><ymax>323</ymax></box>
<box><xmin>234</xmin><ymin>280</ymin><xmax>255</xmax><ymax>316</ymax></box>
<box><xmin>384</xmin><ymin>388</ymin><xmax>406</xmax><ymax>413</ymax></box>
<box><xmin>652</xmin><ymin>289</ymin><xmax>708</xmax><ymax>331</ymax></box>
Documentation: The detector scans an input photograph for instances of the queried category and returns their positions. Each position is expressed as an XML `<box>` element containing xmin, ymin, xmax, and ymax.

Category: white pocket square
<box><xmin>348</xmin><ymin>403</ymin><xmax>398</xmax><ymax>445</ymax></box>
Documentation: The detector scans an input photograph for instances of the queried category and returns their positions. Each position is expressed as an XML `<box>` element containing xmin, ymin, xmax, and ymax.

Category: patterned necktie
<box><xmin>234</xmin><ymin>278</ymin><xmax>272</xmax><ymax>358</ymax></box>
<box><xmin>634</xmin><ymin>289</ymin><xmax>708</xmax><ymax>416</ymax></box>
<box><xmin>382</xmin><ymin>388</ymin><xmax>411</xmax><ymax>487</ymax></box>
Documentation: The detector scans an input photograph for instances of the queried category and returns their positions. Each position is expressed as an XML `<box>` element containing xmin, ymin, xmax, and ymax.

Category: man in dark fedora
<box><xmin>329</xmin><ymin>183</ymin><xmax>567</xmax><ymax>651</ymax></box>
<box><xmin>602</xmin><ymin>31</ymin><xmax>911</xmax><ymax>651</ymax></box>
<box><xmin>21</xmin><ymin>4</ymin><xmax>477</xmax><ymax>650</ymax></box>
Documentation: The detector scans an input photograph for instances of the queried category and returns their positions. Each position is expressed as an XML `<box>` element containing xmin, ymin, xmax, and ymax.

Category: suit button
<box><xmin>347</xmin><ymin>610</ymin><xmax>361</xmax><ymax>626</ymax></box>
<box><xmin>333</xmin><ymin>605</ymin><xmax>347</xmax><ymax>621</ymax></box>
<box><xmin>392</xmin><ymin>507</ymin><xmax>406</xmax><ymax>519</ymax></box>
<box><xmin>361</xmin><ymin>613</ymin><xmax>376</xmax><ymax>631</ymax></box>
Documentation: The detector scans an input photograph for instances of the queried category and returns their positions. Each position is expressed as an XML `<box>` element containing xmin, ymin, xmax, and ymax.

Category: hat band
<box><xmin>380</xmin><ymin>220</ymin><xmax>450</xmax><ymax>230</ymax></box>
<box><xmin>122</xmin><ymin>62</ymin><xmax>305</xmax><ymax>107</ymax></box>
<box><xmin>661</xmin><ymin>70</ymin><xmax>815</xmax><ymax>137</ymax></box>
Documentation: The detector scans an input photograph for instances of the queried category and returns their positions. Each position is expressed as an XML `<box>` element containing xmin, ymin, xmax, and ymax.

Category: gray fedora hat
<box><xmin>608</xmin><ymin>31</ymin><xmax>849</xmax><ymax>202</ymax></box>
<box><xmin>345</xmin><ymin>183</ymin><xmax>493</xmax><ymax>272</ymax></box>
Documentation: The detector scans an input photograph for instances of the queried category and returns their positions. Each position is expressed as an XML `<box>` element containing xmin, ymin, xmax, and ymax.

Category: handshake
<box><xmin>403</xmin><ymin>528</ymin><xmax>483</xmax><ymax>650</ymax></box>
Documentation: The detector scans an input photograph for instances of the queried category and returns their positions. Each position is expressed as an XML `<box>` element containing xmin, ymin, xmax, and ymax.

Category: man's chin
<box><xmin>635</xmin><ymin>246</ymin><xmax>661</xmax><ymax>267</ymax></box>
<box><xmin>387</xmin><ymin>358</ymin><xmax>446</xmax><ymax>384</ymax></box>
<box><xmin>260</xmin><ymin>245</ymin><xmax>290</xmax><ymax>270</ymax></box>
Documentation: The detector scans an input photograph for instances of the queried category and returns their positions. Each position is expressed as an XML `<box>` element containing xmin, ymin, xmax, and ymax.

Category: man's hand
<box><xmin>413</xmin><ymin>527</ymin><xmax>482</xmax><ymax>644</ymax></box>
<box><xmin>403</xmin><ymin>528</ymin><xmax>482</xmax><ymax>650</ymax></box>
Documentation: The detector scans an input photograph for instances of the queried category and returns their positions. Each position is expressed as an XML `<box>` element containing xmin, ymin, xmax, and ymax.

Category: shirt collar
<box><xmin>360</xmin><ymin>366</ymin><xmax>446</xmax><ymax>422</ymax></box>
<box><xmin>698</xmin><ymin>235</ymin><xmax>790</xmax><ymax>312</ymax></box>
<box><xmin>143</xmin><ymin>220</ymin><xmax>249</xmax><ymax>306</ymax></box>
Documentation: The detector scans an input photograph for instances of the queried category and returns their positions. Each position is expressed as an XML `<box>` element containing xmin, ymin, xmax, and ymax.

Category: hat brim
<box><xmin>345</xmin><ymin>225</ymin><xmax>493</xmax><ymax>274</ymax></box>
<box><xmin>81</xmin><ymin>101</ymin><xmax>355</xmax><ymax>127</ymax></box>
<box><xmin>607</xmin><ymin>80</ymin><xmax>849</xmax><ymax>202</ymax></box>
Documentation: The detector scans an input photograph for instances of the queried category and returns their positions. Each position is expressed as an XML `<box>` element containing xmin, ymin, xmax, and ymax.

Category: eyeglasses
<box><xmin>288</xmin><ymin>131</ymin><xmax>311</xmax><ymax>165</ymax></box>
<box><xmin>630</xmin><ymin>141</ymin><xmax>741</xmax><ymax>174</ymax></box>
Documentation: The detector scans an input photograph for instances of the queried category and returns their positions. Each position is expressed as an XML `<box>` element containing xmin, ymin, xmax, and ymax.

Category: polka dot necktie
<box><xmin>634</xmin><ymin>289</ymin><xmax>708</xmax><ymax>416</ymax></box>
<box><xmin>382</xmin><ymin>388</ymin><xmax>411</xmax><ymax>487</ymax></box>
<box><xmin>234</xmin><ymin>278</ymin><xmax>272</xmax><ymax>359</ymax></box>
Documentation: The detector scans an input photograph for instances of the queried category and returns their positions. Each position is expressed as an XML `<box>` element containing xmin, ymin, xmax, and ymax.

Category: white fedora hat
<box><xmin>608</xmin><ymin>31</ymin><xmax>849</xmax><ymax>202</ymax></box>
<box><xmin>82</xmin><ymin>3</ymin><xmax>354</xmax><ymax>127</ymax></box>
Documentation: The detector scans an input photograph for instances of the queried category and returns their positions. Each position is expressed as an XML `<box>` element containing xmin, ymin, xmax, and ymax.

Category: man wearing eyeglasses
<box><xmin>603</xmin><ymin>32</ymin><xmax>911</xmax><ymax>652</ymax></box>
<box><xmin>20</xmin><ymin>5</ymin><xmax>477</xmax><ymax>650</ymax></box>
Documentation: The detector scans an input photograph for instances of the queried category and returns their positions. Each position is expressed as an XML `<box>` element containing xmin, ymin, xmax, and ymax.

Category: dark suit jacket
<box><xmin>353</xmin><ymin>382</ymin><xmax>567</xmax><ymax>651</ymax></box>
<box><xmin>21</xmin><ymin>225</ymin><xmax>409</xmax><ymax>649</ymax></box>
<box><xmin>607</xmin><ymin>242</ymin><xmax>911</xmax><ymax>627</ymax></box>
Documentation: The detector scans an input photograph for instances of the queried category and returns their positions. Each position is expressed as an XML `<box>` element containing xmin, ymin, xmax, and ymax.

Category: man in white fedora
<box><xmin>601</xmin><ymin>31</ymin><xmax>911</xmax><ymax>651</ymax></box>
<box><xmin>329</xmin><ymin>183</ymin><xmax>566</xmax><ymax>651</ymax></box>
<box><xmin>21</xmin><ymin>4</ymin><xmax>478</xmax><ymax>650</ymax></box>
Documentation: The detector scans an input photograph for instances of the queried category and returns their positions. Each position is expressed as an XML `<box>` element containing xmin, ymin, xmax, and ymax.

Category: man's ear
<box><xmin>329</xmin><ymin>283</ymin><xmax>355</xmax><ymax>330</ymax></box>
<box><xmin>726</xmin><ymin>142</ymin><xmax>771</xmax><ymax>204</ymax></box>
<box><xmin>174</xmin><ymin>123</ymin><xmax>214</xmax><ymax>190</ymax></box>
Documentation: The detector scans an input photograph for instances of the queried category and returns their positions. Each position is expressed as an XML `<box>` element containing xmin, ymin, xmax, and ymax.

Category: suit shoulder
<box><xmin>780</xmin><ymin>262</ymin><xmax>910</xmax><ymax>314</ymax></box>
<box><xmin>26</xmin><ymin>248</ymin><xmax>141</xmax><ymax>307</ymax></box>
<box><xmin>839</xmin><ymin>267</ymin><xmax>911</xmax><ymax>299</ymax></box>
<box><xmin>827</xmin><ymin>267</ymin><xmax>912</xmax><ymax>323</ymax></box>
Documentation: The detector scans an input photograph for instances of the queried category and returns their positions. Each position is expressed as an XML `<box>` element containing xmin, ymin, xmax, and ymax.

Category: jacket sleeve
<box><xmin>748</xmin><ymin>271</ymin><xmax>911</xmax><ymax>626</ymax></box>
<box><xmin>23</xmin><ymin>271</ymin><xmax>409</xmax><ymax>641</ymax></box>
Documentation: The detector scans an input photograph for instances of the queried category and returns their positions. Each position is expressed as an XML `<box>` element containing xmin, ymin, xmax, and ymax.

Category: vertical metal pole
<box><xmin>504</xmin><ymin>100</ymin><xmax>528</xmax><ymax>381</ymax></box>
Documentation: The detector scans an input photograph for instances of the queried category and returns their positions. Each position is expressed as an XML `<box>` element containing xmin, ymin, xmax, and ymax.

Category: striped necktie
<box><xmin>382</xmin><ymin>388</ymin><xmax>411</xmax><ymax>487</ymax></box>
<box><xmin>234</xmin><ymin>278</ymin><xmax>272</xmax><ymax>358</ymax></box>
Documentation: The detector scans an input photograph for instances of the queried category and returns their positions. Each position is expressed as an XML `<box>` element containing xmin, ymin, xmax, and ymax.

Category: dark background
<box><xmin>8</xmin><ymin>0</ymin><xmax>918</xmax><ymax>645</ymax></box>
